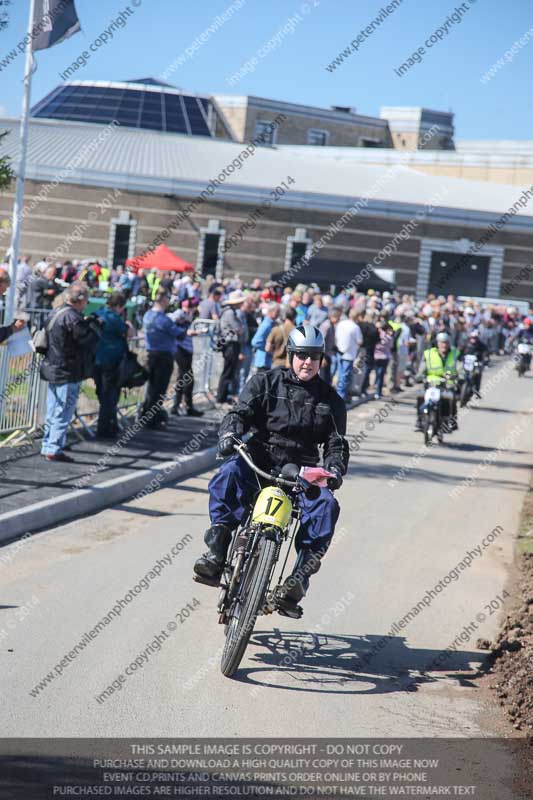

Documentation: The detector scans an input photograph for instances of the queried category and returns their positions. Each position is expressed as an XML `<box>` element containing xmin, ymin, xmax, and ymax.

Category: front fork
<box><xmin>217</xmin><ymin>510</ymin><xmax>301</xmax><ymax>623</ymax></box>
<box><xmin>263</xmin><ymin>510</ymin><xmax>301</xmax><ymax>615</ymax></box>
<box><xmin>217</xmin><ymin>523</ymin><xmax>282</xmax><ymax>624</ymax></box>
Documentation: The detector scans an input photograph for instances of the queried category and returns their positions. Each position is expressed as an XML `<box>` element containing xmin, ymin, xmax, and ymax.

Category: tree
<box><xmin>0</xmin><ymin>0</ymin><xmax>10</xmax><ymax>32</ymax></box>
<box><xmin>0</xmin><ymin>131</ymin><xmax>13</xmax><ymax>191</ymax></box>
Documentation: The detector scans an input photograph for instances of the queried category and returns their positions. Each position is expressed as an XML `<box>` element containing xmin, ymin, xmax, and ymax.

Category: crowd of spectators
<box><xmin>1</xmin><ymin>253</ymin><xmax>531</xmax><ymax>457</ymax></box>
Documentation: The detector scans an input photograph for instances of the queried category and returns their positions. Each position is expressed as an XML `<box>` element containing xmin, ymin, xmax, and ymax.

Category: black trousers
<box><xmin>142</xmin><ymin>350</ymin><xmax>174</xmax><ymax>426</ymax></box>
<box><xmin>320</xmin><ymin>354</ymin><xmax>332</xmax><ymax>384</ymax></box>
<box><xmin>94</xmin><ymin>362</ymin><xmax>121</xmax><ymax>436</ymax></box>
<box><xmin>173</xmin><ymin>348</ymin><xmax>194</xmax><ymax>410</ymax></box>
<box><xmin>217</xmin><ymin>341</ymin><xmax>240</xmax><ymax>403</ymax></box>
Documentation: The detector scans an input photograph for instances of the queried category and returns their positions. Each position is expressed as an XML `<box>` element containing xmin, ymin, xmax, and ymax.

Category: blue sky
<box><xmin>1</xmin><ymin>0</ymin><xmax>532</xmax><ymax>140</ymax></box>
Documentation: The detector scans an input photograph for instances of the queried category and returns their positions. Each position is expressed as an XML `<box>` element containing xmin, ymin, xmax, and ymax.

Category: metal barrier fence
<box><xmin>0</xmin><ymin>305</ymin><xmax>50</xmax><ymax>443</ymax></box>
<box><xmin>75</xmin><ymin>323</ymin><xmax>222</xmax><ymax>436</ymax></box>
<box><xmin>0</xmin><ymin>308</ymin><xmax>223</xmax><ymax>444</ymax></box>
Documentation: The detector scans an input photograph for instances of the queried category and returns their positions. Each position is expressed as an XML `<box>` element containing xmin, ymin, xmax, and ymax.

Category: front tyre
<box><xmin>221</xmin><ymin>535</ymin><xmax>277</xmax><ymax>678</ymax></box>
<box><xmin>460</xmin><ymin>382</ymin><xmax>470</xmax><ymax>408</ymax></box>
<box><xmin>423</xmin><ymin>409</ymin><xmax>436</xmax><ymax>446</ymax></box>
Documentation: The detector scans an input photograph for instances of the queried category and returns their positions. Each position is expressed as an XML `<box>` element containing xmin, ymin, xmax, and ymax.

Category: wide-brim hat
<box><xmin>224</xmin><ymin>290</ymin><xmax>246</xmax><ymax>305</ymax></box>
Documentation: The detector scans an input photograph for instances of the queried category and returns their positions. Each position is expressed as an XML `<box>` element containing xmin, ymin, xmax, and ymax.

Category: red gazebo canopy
<box><xmin>126</xmin><ymin>244</ymin><xmax>194</xmax><ymax>272</ymax></box>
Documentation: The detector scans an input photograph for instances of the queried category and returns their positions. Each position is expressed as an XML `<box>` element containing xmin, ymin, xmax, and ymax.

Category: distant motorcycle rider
<box><xmin>414</xmin><ymin>332</ymin><xmax>460</xmax><ymax>432</ymax></box>
<box><xmin>193</xmin><ymin>325</ymin><xmax>349</xmax><ymax>614</ymax></box>
<box><xmin>461</xmin><ymin>329</ymin><xmax>487</xmax><ymax>395</ymax></box>
<box><xmin>516</xmin><ymin>324</ymin><xmax>533</xmax><ymax>371</ymax></box>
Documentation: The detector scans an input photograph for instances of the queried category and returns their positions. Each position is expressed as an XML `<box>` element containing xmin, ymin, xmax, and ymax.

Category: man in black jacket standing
<box><xmin>194</xmin><ymin>325</ymin><xmax>349</xmax><ymax>613</ymax></box>
<box><xmin>40</xmin><ymin>282</ymin><xmax>101</xmax><ymax>462</ymax></box>
<box><xmin>28</xmin><ymin>265</ymin><xmax>61</xmax><ymax>310</ymax></box>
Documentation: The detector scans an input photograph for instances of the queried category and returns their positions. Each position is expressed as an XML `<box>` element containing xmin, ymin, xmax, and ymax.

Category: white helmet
<box><xmin>287</xmin><ymin>325</ymin><xmax>325</xmax><ymax>358</ymax></box>
<box><xmin>436</xmin><ymin>332</ymin><xmax>450</xmax><ymax>344</ymax></box>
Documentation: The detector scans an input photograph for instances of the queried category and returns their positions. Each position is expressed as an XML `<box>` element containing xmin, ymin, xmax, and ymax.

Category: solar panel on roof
<box><xmin>31</xmin><ymin>81</ymin><xmax>220</xmax><ymax>137</ymax></box>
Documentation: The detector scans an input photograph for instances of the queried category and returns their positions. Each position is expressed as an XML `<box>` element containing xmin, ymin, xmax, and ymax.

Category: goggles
<box><xmin>291</xmin><ymin>349</ymin><xmax>323</xmax><ymax>362</ymax></box>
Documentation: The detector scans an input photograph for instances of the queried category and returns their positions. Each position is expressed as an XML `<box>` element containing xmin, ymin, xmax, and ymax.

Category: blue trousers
<box><xmin>361</xmin><ymin>358</ymin><xmax>389</xmax><ymax>397</ymax></box>
<box><xmin>41</xmin><ymin>381</ymin><xmax>81</xmax><ymax>456</ymax></box>
<box><xmin>208</xmin><ymin>455</ymin><xmax>340</xmax><ymax>554</ymax></box>
<box><xmin>336</xmin><ymin>358</ymin><xmax>353</xmax><ymax>399</ymax></box>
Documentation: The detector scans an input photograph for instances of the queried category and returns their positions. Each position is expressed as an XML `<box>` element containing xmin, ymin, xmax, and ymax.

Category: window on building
<box><xmin>111</xmin><ymin>223</ymin><xmax>131</xmax><ymax>267</ymax></box>
<box><xmin>284</xmin><ymin>229</ymin><xmax>313</xmax><ymax>279</ymax></box>
<box><xmin>200</xmin><ymin>233</ymin><xmax>221</xmax><ymax>277</ymax></box>
<box><xmin>255</xmin><ymin>119</ymin><xmax>277</xmax><ymax>146</ymax></box>
<box><xmin>360</xmin><ymin>138</ymin><xmax>381</xmax><ymax>148</ymax></box>
<box><xmin>290</xmin><ymin>241</ymin><xmax>308</xmax><ymax>270</ymax></box>
<box><xmin>198</xmin><ymin>220</ymin><xmax>225</xmax><ymax>279</ymax></box>
<box><xmin>108</xmin><ymin>211</ymin><xmax>136</xmax><ymax>267</ymax></box>
<box><xmin>307</xmin><ymin>129</ymin><xmax>329</xmax><ymax>146</ymax></box>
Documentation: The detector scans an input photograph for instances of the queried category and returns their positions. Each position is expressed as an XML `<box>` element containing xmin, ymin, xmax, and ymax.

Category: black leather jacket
<box><xmin>0</xmin><ymin>323</ymin><xmax>14</xmax><ymax>344</ymax></box>
<box><xmin>462</xmin><ymin>340</ymin><xmax>487</xmax><ymax>360</ymax></box>
<box><xmin>219</xmin><ymin>367</ymin><xmax>349</xmax><ymax>474</ymax></box>
<box><xmin>40</xmin><ymin>306</ymin><xmax>101</xmax><ymax>385</ymax></box>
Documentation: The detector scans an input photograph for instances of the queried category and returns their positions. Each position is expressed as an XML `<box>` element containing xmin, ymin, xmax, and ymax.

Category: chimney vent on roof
<box><xmin>331</xmin><ymin>105</ymin><xmax>355</xmax><ymax>114</ymax></box>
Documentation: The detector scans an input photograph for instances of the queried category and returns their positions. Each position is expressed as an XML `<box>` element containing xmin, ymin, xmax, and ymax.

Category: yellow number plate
<box><xmin>252</xmin><ymin>486</ymin><xmax>292</xmax><ymax>530</ymax></box>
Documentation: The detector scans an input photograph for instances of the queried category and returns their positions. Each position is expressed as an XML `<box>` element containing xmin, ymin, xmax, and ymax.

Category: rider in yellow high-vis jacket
<box><xmin>414</xmin><ymin>333</ymin><xmax>460</xmax><ymax>432</ymax></box>
<box><xmin>420</xmin><ymin>342</ymin><xmax>460</xmax><ymax>380</ymax></box>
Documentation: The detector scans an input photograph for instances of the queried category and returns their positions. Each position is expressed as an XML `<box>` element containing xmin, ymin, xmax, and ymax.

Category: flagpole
<box><xmin>6</xmin><ymin>0</ymin><xmax>36</xmax><ymax>323</ymax></box>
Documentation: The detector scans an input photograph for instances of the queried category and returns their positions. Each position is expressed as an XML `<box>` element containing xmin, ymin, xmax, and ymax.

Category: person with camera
<box><xmin>40</xmin><ymin>282</ymin><xmax>102</xmax><ymax>462</ymax></box>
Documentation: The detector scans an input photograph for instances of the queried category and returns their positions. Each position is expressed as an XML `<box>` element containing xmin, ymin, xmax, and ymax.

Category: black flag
<box><xmin>32</xmin><ymin>0</ymin><xmax>81</xmax><ymax>52</ymax></box>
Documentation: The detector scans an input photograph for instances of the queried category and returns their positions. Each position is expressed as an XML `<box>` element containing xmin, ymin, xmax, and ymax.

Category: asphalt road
<box><xmin>1</xmin><ymin>360</ymin><xmax>532</xmax><ymax>769</ymax></box>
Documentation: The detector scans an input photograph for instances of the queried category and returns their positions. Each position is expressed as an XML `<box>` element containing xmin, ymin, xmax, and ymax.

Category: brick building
<box><xmin>0</xmin><ymin>113</ymin><xmax>532</xmax><ymax>302</ymax></box>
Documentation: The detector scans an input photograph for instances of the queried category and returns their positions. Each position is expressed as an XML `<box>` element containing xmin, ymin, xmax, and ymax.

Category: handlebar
<box><xmin>233</xmin><ymin>442</ymin><xmax>298</xmax><ymax>488</ymax></box>
<box><xmin>426</xmin><ymin>370</ymin><xmax>458</xmax><ymax>387</ymax></box>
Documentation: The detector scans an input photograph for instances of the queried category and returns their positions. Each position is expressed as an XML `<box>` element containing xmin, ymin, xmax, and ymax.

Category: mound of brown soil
<box><xmin>487</xmin><ymin>552</ymin><xmax>533</xmax><ymax>732</ymax></box>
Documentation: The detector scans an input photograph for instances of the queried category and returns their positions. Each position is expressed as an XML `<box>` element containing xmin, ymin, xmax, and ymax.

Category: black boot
<box><xmin>193</xmin><ymin>524</ymin><xmax>232</xmax><ymax>585</ymax></box>
<box><xmin>171</xmin><ymin>393</ymin><xmax>183</xmax><ymax>415</ymax></box>
<box><xmin>276</xmin><ymin>549</ymin><xmax>324</xmax><ymax>617</ymax></box>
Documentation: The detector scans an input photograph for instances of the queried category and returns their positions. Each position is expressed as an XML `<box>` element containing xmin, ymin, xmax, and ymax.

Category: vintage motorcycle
<box><xmin>420</xmin><ymin>371</ymin><xmax>458</xmax><ymax>446</ymax></box>
<box><xmin>516</xmin><ymin>342</ymin><xmax>531</xmax><ymax>377</ymax></box>
<box><xmin>200</xmin><ymin>439</ymin><xmax>335</xmax><ymax>678</ymax></box>
<box><xmin>460</xmin><ymin>354</ymin><xmax>481</xmax><ymax>407</ymax></box>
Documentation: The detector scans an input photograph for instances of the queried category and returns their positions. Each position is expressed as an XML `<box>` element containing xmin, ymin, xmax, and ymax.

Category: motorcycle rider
<box><xmin>414</xmin><ymin>332</ymin><xmax>460</xmax><ymax>433</ymax></box>
<box><xmin>460</xmin><ymin>329</ymin><xmax>487</xmax><ymax>396</ymax></box>
<box><xmin>516</xmin><ymin>322</ymin><xmax>533</xmax><ymax>371</ymax></box>
<box><xmin>193</xmin><ymin>325</ymin><xmax>349</xmax><ymax>614</ymax></box>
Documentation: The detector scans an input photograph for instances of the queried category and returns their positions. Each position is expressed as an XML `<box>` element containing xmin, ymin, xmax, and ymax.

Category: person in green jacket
<box><xmin>388</xmin><ymin>318</ymin><xmax>403</xmax><ymax>392</ymax></box>
<box><xmin>146</xmin><ymin>269</ymin><xmax>161</xmax><ymax>301</ymax></box>
<box><xmin>99</xmin><ymin>264</ymin><xmax>111</xmax><ymax>292</ymax></box>
<box><xmin>414</xmin><ymin>332</ymin><xmax>460</xmax><ymax>432</ymax></box>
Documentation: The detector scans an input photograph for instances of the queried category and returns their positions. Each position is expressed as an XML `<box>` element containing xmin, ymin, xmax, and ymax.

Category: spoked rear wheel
<box><xmin>460</xmin><ymin>382</ymin><xmax>470</xmax><ymax>407</ymax></box>
<box><xmin>221</xmin><ymin>535</ymin><xmax>278</xmax><ymax>678</ymax></box>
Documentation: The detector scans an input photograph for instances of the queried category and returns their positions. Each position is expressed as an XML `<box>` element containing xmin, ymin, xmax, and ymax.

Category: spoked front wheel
<box><xmin>221</xmin><ymin>535</ymin><xmax>278</xmax><ymax>678</ymax></box>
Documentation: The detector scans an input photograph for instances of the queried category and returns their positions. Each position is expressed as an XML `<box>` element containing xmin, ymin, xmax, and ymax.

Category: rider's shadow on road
<box><xmin>237</xmin><ymin>630</ymin><xmax>485</xmax><ymax>695</ymax></box>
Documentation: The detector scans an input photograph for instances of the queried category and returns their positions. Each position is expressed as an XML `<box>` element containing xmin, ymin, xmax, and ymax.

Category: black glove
<box><xmin>326</xmin><ymin>469</ymin><xmax>343</xmax><ymax>491</ymax></box>
<box><xmin>218</xmin><ymin>435</ymin><xmax>235</xmax><ymax>458</ymax></box>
